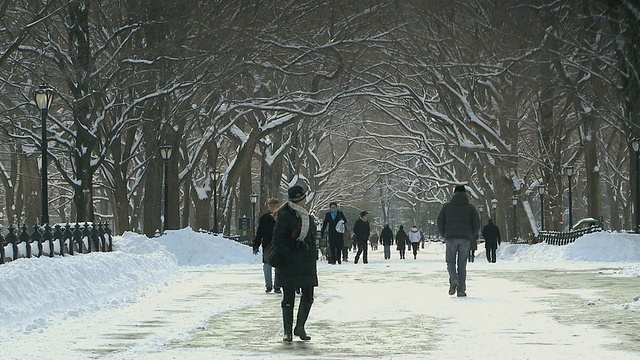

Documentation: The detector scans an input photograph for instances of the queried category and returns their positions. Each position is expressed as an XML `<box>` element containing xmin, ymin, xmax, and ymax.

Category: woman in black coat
<box><xmin>272</xmin><ymin>185</ymin><xmax>318</xmax><ymax>342</ymax></box>
<box><xmin>395</xmin><ymin>225</ymin><xmax>408</xmax><ymax>259</ymax></box>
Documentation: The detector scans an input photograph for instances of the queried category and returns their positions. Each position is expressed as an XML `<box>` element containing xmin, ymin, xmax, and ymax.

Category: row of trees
<box><xmin>0</xmin><ymin>0</ymin><xmax>638</xmax><ymax>239</ymax></box>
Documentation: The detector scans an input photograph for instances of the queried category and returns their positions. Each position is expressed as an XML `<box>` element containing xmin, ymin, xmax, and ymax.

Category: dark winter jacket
<box><xmin>482</xmin><ymin>221</ymin><xmax>501</xmax><ymax>250</ymax></box>
<box><xmin>252</xmin><ymin>212</ymin><xmax>276</xmax><ymax>264</ymax></box>
<box><xmin>353</xmin><ymin>218</ymin><xmax>370</xmax><ymax>244</ymax></box>
<box><xmin>273</xmin><ymin>203</ymin><xmax>318</xmax><ymax>288</ymax></box>
<box><xmin>470</xmin><ymin>234</ymin><xmax>478</xmax><ymax>251</ymax></box>
<box><xmin>380</xmin><ymin>225</ymin><xmax>393</xmax><ymax>246</ymax></box>
<box><xmin>437</xmin><ymin>192</ymin><xmax>480</xmax><ymax>241</ymax></box>
<box><xmin>321</xmin><ymin>210</ymin><xmax>347</xmax><ymax>245</ymax></box>
<box><xmin>395</xmin><ymin>228</ymin><xmax>408</xmax><ymax>250</ymax></box>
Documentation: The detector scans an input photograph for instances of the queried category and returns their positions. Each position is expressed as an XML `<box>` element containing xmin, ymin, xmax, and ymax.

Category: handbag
<box><xmin>335</xmin><ymin>219</ymin><xmax>346</xmax><ymax>234</ymax></box>
<box><xmin>265</xmin><ymin>242</ymin><xmax>287</xmax><ymax>268</ymax></box>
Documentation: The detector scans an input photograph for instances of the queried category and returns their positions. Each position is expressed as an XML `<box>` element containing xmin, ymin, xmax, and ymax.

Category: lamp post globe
<box><xmin>159</xmin><ymin>144</ymin><xmax>172</xmax><ymax>233</ymax></box>
<box><xmin>210</xmin><ymin>169</ymin><xmax>221</xmax><ymax>233</ymax></box>
<box><xmin>34</xmin><ymin>83</ymin><xmax>55</xmax><ymax>225</ymax></box>
<box><xmin>491</xmin><ymin>198</ymin><xmax>498</xmax><ymax>223</ymax></box>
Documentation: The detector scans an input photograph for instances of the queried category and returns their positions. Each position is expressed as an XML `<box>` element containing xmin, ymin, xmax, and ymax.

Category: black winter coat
<box><xmin>395</xmin><ymin>229</ymin><xmax>408</xmax><ymax>250</ymax></box>
<box><xmin>321</xmin><ymin>210</ymin><xmax>347</xmax><ymax>244</ymax></box>
<box><xmin>437</xmin><ymin>192</ymin><xmax>480</xmax><ymax>241</ymax></box>
<box><xmin>482</xmin><ymin>223</ymin><xmax>501</xmax><ymax>250</ymax></box>
<box><xmin>273</xmin><ymin>204</ymin><xmax>318</xmax><ymax>288</ymax></box>
<box><xmin>353</xmin><ymin>218</ymin><xmax>370</xmax><ymax>244</ymax></box>
<box><xmin>252</xmin><ymin>212</ymin><xmax>276</xmax><ymax>264</ymax></box>
<box><xmin>380</xmin><ymin>226</ymin><xmax>393</xmax><ymax>246</ymax></box>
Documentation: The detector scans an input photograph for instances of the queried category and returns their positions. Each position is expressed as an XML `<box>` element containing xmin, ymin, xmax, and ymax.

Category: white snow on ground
<box><xmin>0</xmin><ymin>228</ymin><xmax>639</xmax><ymax>359</ymax></box>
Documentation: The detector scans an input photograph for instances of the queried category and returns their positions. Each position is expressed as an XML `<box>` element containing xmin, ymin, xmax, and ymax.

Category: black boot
<box><xmin>282</xmin><ymin>304</ymin><xmax>293</xmax><ymax>342</ymax></box>
<box><xmin>293</xmin><ymin>301</ymin><xmax>312</xmax><ymax>341</ymax></box>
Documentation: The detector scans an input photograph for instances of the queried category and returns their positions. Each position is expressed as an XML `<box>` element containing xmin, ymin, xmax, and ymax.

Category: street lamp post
<box><xmin>210</xmin><ymin>169</ymin><xmax>221</xmax><ymax>233</ymax></box>
<box><xmin>491</xmin><ymin>198</ymin><xmax>498</xmax><ymax>223</ymax></box>
<box><xmin>565</xmin><ymin>166</ymin><xmax>574</xmax><ymax>229</ymax></box>
<box><xmin>632</xmin><ymin>138</ymin><xmax>640</xmax><ymax>233</ymax></box>
<box><xmin>511</xmin><ymin>195</ymin><xmax>518</xmax><ymax>242</ymax></box>
<box><xmin>159</xmin><ymin>144</ymin><xmax>172</xmax><ymax>233</ymax></box>
<box><xmin>249</xmin><ymin>193</ymin><xmax>258</xmax><ymax>238</ymax></box>
<box><xmin>34</xmin><ymin>83</ymin><xmax>55</xmax><ymax>225</ymax></box>
<box><xmin>538</xmin><ymin>184</ymin><xmax>546</xmax><ymax>231</ymax></box>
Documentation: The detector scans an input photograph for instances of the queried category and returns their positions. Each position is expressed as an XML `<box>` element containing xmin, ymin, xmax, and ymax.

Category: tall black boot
<box><xmin>282</xmin><ymin>304</ymin><xmax>294</xmax><ymax>342</ymax></box>
<box><xmin>293</xmin><ymin>301</ymin><xmax>312</xmax><ymax>341</ymax></box>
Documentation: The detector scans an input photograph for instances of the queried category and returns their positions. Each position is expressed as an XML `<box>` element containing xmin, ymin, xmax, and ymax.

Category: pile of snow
<box><xmin>0</xmin><ymin>229</ymin><xmax>258</xmax><ymax>331</ymax></box>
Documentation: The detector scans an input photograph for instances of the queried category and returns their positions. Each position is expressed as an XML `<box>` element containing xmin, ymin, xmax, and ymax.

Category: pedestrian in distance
<box><xmin>370</xmin><ymin>231</ymin><xmax>379</xmax><ymax>251</ymax></box>
<box><xmin>380</xmin><ymin>224</ymin><xmax>393</xmax><ymax>260</ymax></box>
<box><xmin>353</xmin><ymin>211</ymin><xmax>370</xmax><ymax>264</ymax></box>
<box><xmin>469</xmin><ymin>234</ymin><xmax>478</xmax><ymax>263</ymax></box>
<box><xmin>482</xmin><ymin>219</ymin><xmax>501</xmax><ymax>263</ymax></box>
<box><xmin>272</xmin><ymin>185</ymin><xmax>318</xmax><ymax>342</ymax></box>
<box><xmin>437</xmin><ymin>185</ymin><xmax>480</xmax><ymax>297</ymax></box>
<box><xmin>408</xmin><ymin>225</ymin><xmax>421</xmax><ymax>259</ymax></box>
<box><xmin>320</xmin><ymin>202</ymin><xmax>347</xmax><ymax>265</ymax></box>
<box><xmin>395</xmin><ymin>225</ymin><xmax>408</xmax><ymax>259</ymax></box>
<box><xmin>342</xmin><ymin>227</ymin><xmax>353</xmax><ymax>262</ymax></box>
<box><xmin>252</xmin><ymin>198</ymin><xmax>282</xmax><ymax>293</ymax></box>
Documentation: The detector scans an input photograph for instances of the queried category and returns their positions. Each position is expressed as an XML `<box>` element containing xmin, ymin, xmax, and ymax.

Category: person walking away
<box><xmin>380</xmin><ymin>224</ymin><xmax>393</xmax><ymax>260</ymax></box>
<box><xmin>272</xmin><ymin>185</ymin><xmax>318</xmax><ymax>342</ymax></box>
<box><xmin>395</xmin><ymin>225</ymin><xmax>408</xmax><ymax>259</ymax></box>
<box><xmin>482</xmin><ymin>219</ymin><xmax>501</xmax><ymax>263</ymax></box>
<box><xmin>469</xmin><ymin>234</ymin><xmax>478</xmax><ymax>262</ymax></box>
<box><xmin>342</xmin><ymin>227</ymin><xmax>353</xmax><ymax>262</ymax></box>
<box><xmin>353</xmin><ymin>211</ymin><xmax>370</xmax><ymax>264</ymax></box>
<box><xmin>408</xmin><ymin>225</ymin><xmax>421</xmax><ymax>259</ymax></box>
<box><xmin>321</xmin><ymin>202</ymin><xmax>347</xmax><ymax>265</ymax></box>
<box><xmin>252</xmin><ymin>198</ymin><xmax>282</xmax><ymax>293</ymax></box>
<box><xmin>370</xmin><ymin>231</ymin><xmax>379</xmax><ymax>251</ymax></box>
<box><xmin>437</xmin><ymin>185</ymin><xmax>480</xmax><ymax>297</ymax></box>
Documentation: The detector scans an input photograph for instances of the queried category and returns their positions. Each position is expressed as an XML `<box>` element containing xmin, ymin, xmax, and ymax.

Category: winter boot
<box><xmin>282</xmin><ymin>303</ymin><xmax>294</xmax><ymax>342</ymax></box>
<box><xmin>293</xmin><ymin>301</ymin><xmax>312</xmax><ymax>341</ymax></box>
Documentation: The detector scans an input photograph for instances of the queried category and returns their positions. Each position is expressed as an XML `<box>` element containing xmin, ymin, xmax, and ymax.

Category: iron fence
<box><xmin>1</xmin><ymin>223</ymin><xmax>113</xmax><ymax>264</ymax></box>
<box><xmin>536</xmin><ymin>225</ymin><xmax>603</xmax><ymax>246</ymax></box>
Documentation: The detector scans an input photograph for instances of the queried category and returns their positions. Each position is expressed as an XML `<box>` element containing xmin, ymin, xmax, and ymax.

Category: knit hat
<box><xmin>287</xmin><ymin>185</ymin><xmax>306</xmax><ymax>202</ymax></box>
<box><xmin>454</xmin><ymin>185</ymin><xmax>466</xmax><ymax>193</ymax></box>
<box><xmin>360</xmin><ymin>211</ymin><xmax>368</xmax><ymax>217</ymax></box>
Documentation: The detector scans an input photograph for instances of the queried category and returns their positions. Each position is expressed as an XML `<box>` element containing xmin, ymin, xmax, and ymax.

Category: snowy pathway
<box><xmin>5</xmin><ymin>247</ymin><xmax>639</xmax><ymax>360</ymax></box>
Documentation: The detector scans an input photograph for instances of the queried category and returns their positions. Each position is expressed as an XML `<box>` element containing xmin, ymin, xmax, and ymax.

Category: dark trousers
<box><xmin>342</xmin><ymin>246</ymin><xmax>349</xmax><ymax>261</ymax></box>
<box><xmin>411</xmin><ymin>242</ymin><xmax>419</xmax><ymax>258</ymax></box>
<box><xmin>282</xmin><ymin>286</ymin><xmax>314</xmax><ymax>308</ymax></box>
<box><xmin>399</xmin><ymin>249</ymin><xmax>405</xmax><ymax>259</ymax></box>
<box><xmin>329</xmin><ymin>238</ymin><xmax>342</xmax><ymax>264</ymax></box>
<box><xmin>486</xmin><ymin>248</ymin><xmax>497</xmax><ymax>263</ymax></box>
<box><xmin>354</xmin><ymin>241</ymin><xmax>368</xmax><ymax>263</ymax></box>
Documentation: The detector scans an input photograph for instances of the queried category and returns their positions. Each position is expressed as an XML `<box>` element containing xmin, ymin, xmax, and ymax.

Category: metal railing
<box><xmin>536</xmin><ymin>225</ymin><xmax>603</xmax><ymax>246</ymax></box>
<box><xmin>1</xmin><ymin>223</ymin><xmax>113</xmax><ymax>264</ymax></box>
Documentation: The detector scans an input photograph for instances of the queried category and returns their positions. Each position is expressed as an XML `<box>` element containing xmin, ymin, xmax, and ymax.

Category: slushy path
<box><xmin>9</xmin><ymin>244</ymin><xmax>640</xmax><ymax>360</ymax></box>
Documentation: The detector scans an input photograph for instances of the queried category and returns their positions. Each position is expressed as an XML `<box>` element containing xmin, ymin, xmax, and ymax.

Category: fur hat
<box><xmin>287</xmin><ymin>185</ymin><xmax>306</xmax><ymax>202</ymax></box>
<box><xmin>454</xmin><ymin>185</ymin><xmax>466</xmax><ymax>193</ymax></box>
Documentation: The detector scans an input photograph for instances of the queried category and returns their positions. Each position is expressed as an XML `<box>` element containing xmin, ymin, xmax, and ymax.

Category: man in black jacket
<box><xmin>320</xmin><ymin>202</ymin><xmax>347</xmax><ymax>264</ymax></box>
<box><xmin>353</xmin><ymin>211</ymin><xmax>370</xmax><ymax>264</ymax></box>
<box><xmin>380</xmin><ymin>224</ymin><xmax>393</xmax><ymax>260</ymax></box>
<box><xmin>482</xmin><ymin>219</ymin><xmax>501</xmax><ymax>263</ymax></box>
<box><xmin>253</xmin><ymin>198</ymin><xmax>281</xmax><ymax>293</ymax></box>
<box><xmin>437</xmin><ymin>185</ymin><xmax>480</xmax><ymax>297</ymax></box>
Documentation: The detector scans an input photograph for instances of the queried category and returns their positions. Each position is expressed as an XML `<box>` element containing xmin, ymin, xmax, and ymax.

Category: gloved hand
<box><xmin>296</xmin><ymin>240</ymin><xmax>309</xmax><ymax>250</ymax></box>
<box><xmin>253</xmin><ymin>247</ymin><xmax>259</xmax><ymax>255</ymax></box>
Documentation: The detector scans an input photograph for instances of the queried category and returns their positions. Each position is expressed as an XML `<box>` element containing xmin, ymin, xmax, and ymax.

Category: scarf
<box><xmin>330</xmin><ymin>210</ymin><xmax>337</xmax><ymax>220</ymax></box>
<box><xmin>288</xmin><ymin>201</ymin><xmax>310</xmax><ymax>242</ymax></box>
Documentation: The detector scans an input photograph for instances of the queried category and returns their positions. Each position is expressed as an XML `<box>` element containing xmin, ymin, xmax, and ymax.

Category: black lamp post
<box><xmin>538</xmin><ymin>184</ymin><xmax>546</xmax><ymax>231</ymax></box>
<box><xmin>249</xmin><ymin>193</ymin><xmax>258</xmax><ymax>237</ymax></box>
<box><xmin>159</xmin><ymin>144</ymin><xmax>172</xmax><ymax>233</ymax></box>
<box><xmin>210</xmin><ymin>169</ymin><xmax>221</xmax><ymax>233</ymax></box>
<box><xmin>632</xmin><ymin>138</ymin><xmax>640</xmax><ymax>233</ymax></box>
<box><xmin>491</xmin><ymin>198</ymin><xmax>498</xmax><ymax>223</ymax></box>
<box><xmin>34</xmin><ymin>83</ymin><xmax>55</xmax><ymax>225</ymax></box>
<box><xmin>565</xmin><ymin>166</ymin><xmax>574</xmax><ymax>229</ymax></box>
<box><xmin>511</xmin><ymin>195</ymin><xmax>518</xmax><ymax>242</ymax></box>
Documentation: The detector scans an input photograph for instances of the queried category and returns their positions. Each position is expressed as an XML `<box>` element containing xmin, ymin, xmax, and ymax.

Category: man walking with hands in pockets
<box><xmin>437</xmin><ymin>185</ymin><xmax>480</xmax><ymax>297</ymax></box>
